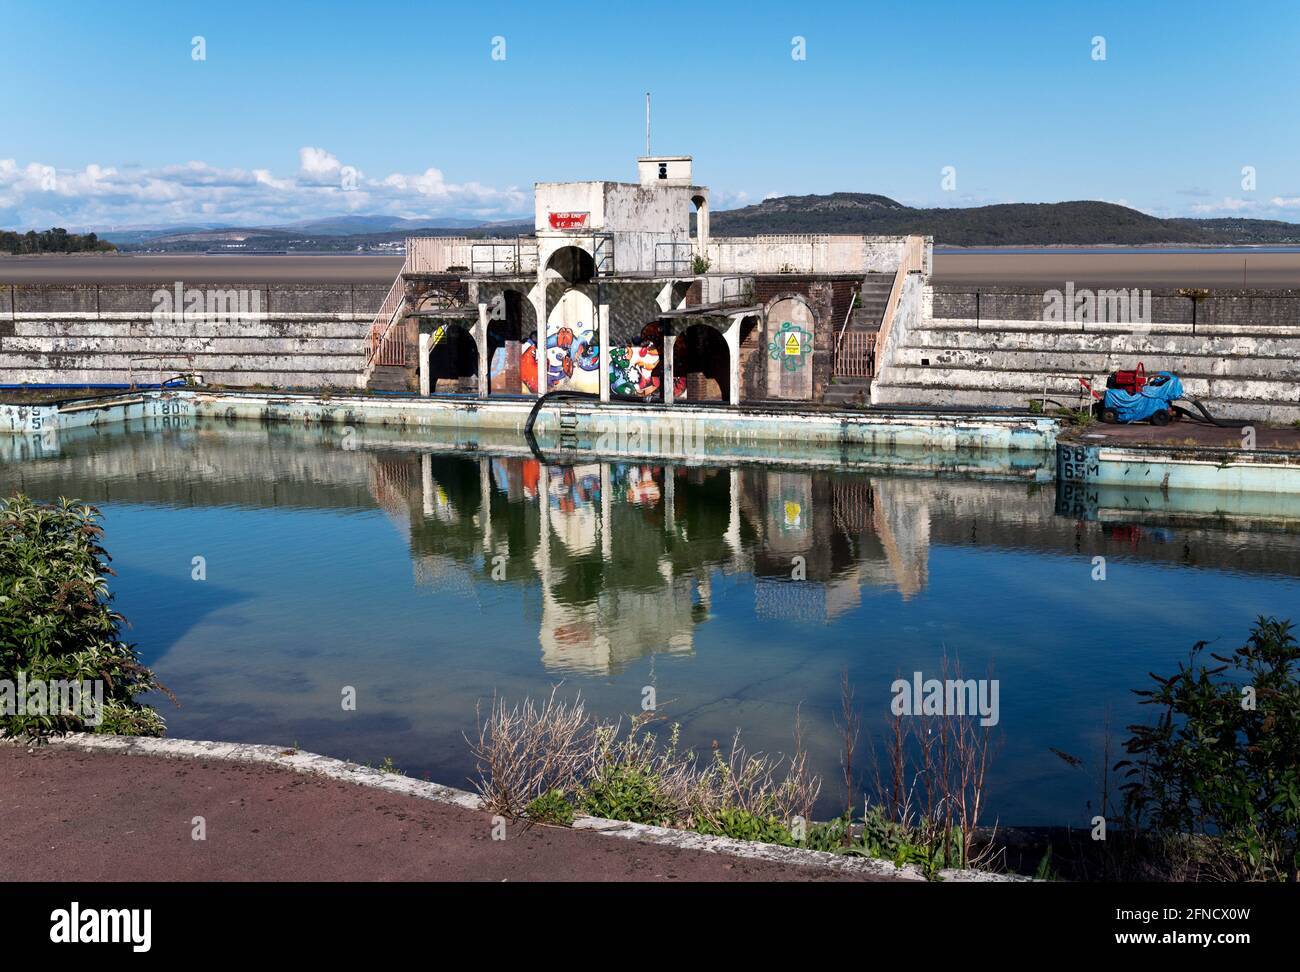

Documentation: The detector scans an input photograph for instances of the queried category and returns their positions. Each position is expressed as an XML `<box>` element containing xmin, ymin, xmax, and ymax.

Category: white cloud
<box><xmin>1187</xmin><ymin>196</ymin><xmax>1300</xmax><ymax>217</ymax></box>
<box><xmin>0</xmin><ymin>149</ymin><xmax>531</xmax><ymax>230</ymax></box>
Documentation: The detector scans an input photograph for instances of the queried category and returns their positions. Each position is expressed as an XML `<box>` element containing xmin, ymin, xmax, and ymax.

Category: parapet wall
<box><xmin>1</xmin><ymin>282</ymin><xmax>389</xmax><ymax>389</ymax></box>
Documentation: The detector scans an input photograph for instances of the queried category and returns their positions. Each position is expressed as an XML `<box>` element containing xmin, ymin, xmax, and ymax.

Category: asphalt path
<box><xmin>0</xmin><ymin>747</ymin><xmax>875</xmax><ymax>882</ymax></box>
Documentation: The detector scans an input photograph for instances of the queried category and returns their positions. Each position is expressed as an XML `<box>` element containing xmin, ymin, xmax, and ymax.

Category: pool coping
<box><xmin>22</xmin><ymin>733</ymin><xmax>1031</xmax><ymax>883</ymax></box>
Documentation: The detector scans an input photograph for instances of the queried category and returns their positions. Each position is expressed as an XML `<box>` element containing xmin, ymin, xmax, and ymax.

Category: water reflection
<box><xmin>5</xmin><ymin>418</ymin><xmax>1300</xmax><ymax>824</ymax></box>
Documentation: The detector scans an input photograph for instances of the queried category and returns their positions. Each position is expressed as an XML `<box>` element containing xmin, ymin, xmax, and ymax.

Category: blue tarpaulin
<box><xmin>1103</xmin><ymin>372</ymin><xmax>1184</xmax><ymax>423</ymax></box>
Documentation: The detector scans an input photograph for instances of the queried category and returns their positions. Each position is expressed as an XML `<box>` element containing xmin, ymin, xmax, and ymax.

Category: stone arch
<box><xmin>675</xmin><ymin>323</ymin><xmax>729</xmax><ymax>402</ymax></box>
<box><xmin>545</xmin><ymin>246</ymin><xmax>596</xmax><ymax>285</ymax></box>
<box><xmin>488</xmin><ymin>288</ymin><xmax>538</xmax><ymax>396</ymax></box>
<box><xmin>691</xmin><ymin>192</ymin><xmax>709</xmax><ymax>250</ymax></box>
<box><xmin>764</xmin><ymin>294</ymin><xmax>815</xmax><ymax>400</ymax></box>
<box><xmin>427</xmin><ymin>322</ymin><xmax>479</xmax><ymax>394</ymax></box>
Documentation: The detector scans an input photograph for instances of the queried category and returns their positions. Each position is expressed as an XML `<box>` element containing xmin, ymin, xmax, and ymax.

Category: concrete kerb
<box><xmin>22</xmin><ymin>733</ymin><xmax>1030</xmax><ymax>882</ymax></box>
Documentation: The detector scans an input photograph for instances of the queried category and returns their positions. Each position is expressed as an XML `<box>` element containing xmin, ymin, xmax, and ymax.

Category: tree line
<box><xmin>0</xmin><ymin>227</ymin><xmax>117</xmax><ymax>254</ymax></box>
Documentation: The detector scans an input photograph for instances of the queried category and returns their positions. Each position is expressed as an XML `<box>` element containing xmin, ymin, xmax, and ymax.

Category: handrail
<box><xmin>871</xmin><ymin>236</ymin><xmax>925</xmax><ymax>378</ymax></box>
<box><xmin>833</xmin><ymin>288</ymin><xmax>858</xmax><ymax>363</ymax></box>
<box><xmin>366</xmin><ymin>273</ymin><xmax>407</xmax><ymax>368</ymax></box>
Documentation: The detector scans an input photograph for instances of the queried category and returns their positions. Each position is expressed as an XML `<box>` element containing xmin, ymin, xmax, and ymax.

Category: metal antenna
<box><xmin>645</xmin><ymin>92</ymin><xmax>651</xmax><ymax>156</ymax></box>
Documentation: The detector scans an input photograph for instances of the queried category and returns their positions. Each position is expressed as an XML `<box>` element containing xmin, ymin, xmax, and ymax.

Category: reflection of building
<box><xmin>363</xmin><ymin>155</ymin><xmax>930</xmax><ymax>406</ymax></box>
<box><xmin>372</xmin><ymin>449</ymin><xmax>932</xmax><ymax>673</ymax></box>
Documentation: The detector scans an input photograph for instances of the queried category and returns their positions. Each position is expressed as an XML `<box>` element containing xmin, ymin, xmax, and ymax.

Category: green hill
<box><xmin>710</xmin><ymin>194</ymin><xmax>1300</xmax><ymax>246</ymax></box>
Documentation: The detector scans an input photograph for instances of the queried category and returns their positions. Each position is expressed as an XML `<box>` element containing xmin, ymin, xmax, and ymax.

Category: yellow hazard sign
<box><xmin>783</xmin><ymin>332</ymin><xmax>801</xmax><ymax>355</ymax></box>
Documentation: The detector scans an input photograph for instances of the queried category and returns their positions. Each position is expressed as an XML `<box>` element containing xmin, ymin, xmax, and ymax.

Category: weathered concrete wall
<box><xmin>1</xmin><ymin>282</ymin><xmax>385</xmax><ymax>388</ymax></box>
<box><xmin>874</xmin><ymin>285</ymin><xmax>1300</xmax><ymax>423</ymax></box>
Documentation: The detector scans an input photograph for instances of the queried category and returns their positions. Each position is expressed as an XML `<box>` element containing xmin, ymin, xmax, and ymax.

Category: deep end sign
<box><xmin>548</xmin><ymin>211</ymin><xmax>589</xmax><ymax>229</ymax></box>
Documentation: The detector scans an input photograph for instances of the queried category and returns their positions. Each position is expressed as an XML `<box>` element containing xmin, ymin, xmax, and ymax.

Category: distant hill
<box><xmin>89</xmin><ymin>197</ymin><xmax>1300</xmax><ymax>252</ymax></box>
<box><xmin>108</xmin><ymin>218</ymin><xmax>532</xmax><ymax>253</ymax></box>
<box><xmin>710</xmin><ymin>194</ymin><xmax>1300</xmax><ymax>246</ymax></box>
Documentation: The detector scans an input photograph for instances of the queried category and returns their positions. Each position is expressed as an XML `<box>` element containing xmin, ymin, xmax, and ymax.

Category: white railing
<box><xmin>872</xmin><ymin>235</ymin><xmax>927</xmax><ymax>378</ymax></box>
<box><xmin>405</xmin><ymin>237</ymin><xmax>477</xmax><ymax>274</ymax></box>
<box><xmin>366</xmin><ymin>275</ymin><xmax>407</xmax><ymax>368</ymax></box>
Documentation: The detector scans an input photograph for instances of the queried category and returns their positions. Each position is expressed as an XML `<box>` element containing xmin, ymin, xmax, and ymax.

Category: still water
<box><xmin>5</xmin><ymin>419</ymin><xmax>1299</xmax><ymax>826</ymax></box>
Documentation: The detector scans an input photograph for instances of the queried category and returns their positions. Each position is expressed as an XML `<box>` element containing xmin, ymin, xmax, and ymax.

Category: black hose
<box><xmin>1173</xmin><ymin>397</ymin><xmax>1252</xmax><ymax>428</ymax></box>
<box><xmin>523</xmin><ymin>389</ymin><xmax>600</xmax><ymax>437</ymax></box>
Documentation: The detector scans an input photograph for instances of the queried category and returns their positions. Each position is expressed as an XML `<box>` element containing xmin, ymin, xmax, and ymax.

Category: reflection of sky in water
<box><xmin>5</xmin><ymin>421</ymin><xmax>1299</xmax><ymax>826</ymax></box>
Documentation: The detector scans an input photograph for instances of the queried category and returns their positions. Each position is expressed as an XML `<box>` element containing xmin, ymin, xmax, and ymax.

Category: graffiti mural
<box><xmin>609</xmin><ymin>322</ymin><xmax>666</xmax><ymax>399</ymax></box>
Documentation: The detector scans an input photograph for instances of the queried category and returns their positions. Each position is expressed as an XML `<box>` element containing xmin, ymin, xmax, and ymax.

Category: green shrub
<box><xmin>1</xmin><ymin>494</ymin><xmax>166</xmax><ymax>741</ymax></box>
<box><xmin>1120</xmin><ymin>617</ymin><xmax>1299</xmax><ymax>881</ymax></box>
<box><xmin>524</xmin><ymin>789</ymin><xmax>574</xmax><ymax>826</ymax></box>
<box><xmin>695</xmin><ymin>807</ymin><xmax>794</xmax><ymax>846</ymax></box>
<box><xmin>578</xmin><ymin>763</ymin><xmax>673</xmax><ymax>825</ymax></box>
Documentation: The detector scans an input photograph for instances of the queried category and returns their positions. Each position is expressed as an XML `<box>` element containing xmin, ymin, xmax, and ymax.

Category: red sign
<box><xmin>548</xmin><ymin>211</ymin><xmax>589</xmax><ymax>230</ymax></box>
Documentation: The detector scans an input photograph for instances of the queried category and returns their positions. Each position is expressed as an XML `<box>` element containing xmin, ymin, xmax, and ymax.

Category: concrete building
<box><xmin>363</xmin><ymin>156</ymin><xmax>930</xmax><ymax>408</ymax></box>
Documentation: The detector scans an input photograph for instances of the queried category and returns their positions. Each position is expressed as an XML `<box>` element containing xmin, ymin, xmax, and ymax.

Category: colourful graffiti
<box><xmin>532</xmin><ymin>321</ymin><xmax>600</xmax><ymax>394</ymax></box>
<box><xmin>521</xmin><ymin>333</ymin><xmax>538</xmax><ymax>394</ymax></box>
<box><xmin>610</xmin><ymin>322</ymin><xmax>663</xmax><ymax>399</ymax></box>
<box><xmin>767</xmin><ymin>321</ymin><xmax>812</xmax><ymax>372</ymax></box>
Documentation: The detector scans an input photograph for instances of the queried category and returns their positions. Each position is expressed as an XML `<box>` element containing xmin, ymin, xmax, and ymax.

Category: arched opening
<box><xmin>765</xmin><ymin>296</ymin><xmax>815</xmax><ymax>400</ymax></box>
<box><xmin>487</xmin><ymin>290</ymin><xmax>537</xmax><ymax>396</ymax></box>
<box><xmin>428</xmin><ymin>323</ymin><xmax>479</xmax><ymax>394</ymax></box>
<box><xmin>737</xmin><ymin>314</ymin><xmax>762</xmax><ymax>400</ymax></box>
<box><xmin>691</xmin><ymin>193</ymin><xmax>709</xmax><ymax>250</ymax></box>
<box><xmin>546</xmin><ymin>246</ymin><xmax>596</xmax><ymax>285</ymax></box>
<box><xmin>675</xmin><ymin>323</ymin><xmax>729</xmax><ymax>402</ymax></box>
<box><xmin>543</xmin><ymin>287</ymin><xmax>599</xmax><ymax>394</ymax></box>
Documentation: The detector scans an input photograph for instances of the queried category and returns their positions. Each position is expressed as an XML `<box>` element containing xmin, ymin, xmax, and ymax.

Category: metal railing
<box><xmin>654</xmin><ymin>241</ymin><xmax>695</xmax><ymax>275</ymax></box>
<box><xmin>833</xmin><ymin>288</ymin><xmax>858</xmax><ymax>364</ymax></box>
<box><xmin>367</xmin><ymin>275</ymin><xmax>407</xmax><ymax>368</ymax></box>
<box><xmin>833</xmin><ymin>330</ymin><xmax>877</xmax><ymax>379</ymax></box>
<box><xmin>470</xmin><ymin>239</ymin><xmax>539</xmax><ymax>276</ymax></box>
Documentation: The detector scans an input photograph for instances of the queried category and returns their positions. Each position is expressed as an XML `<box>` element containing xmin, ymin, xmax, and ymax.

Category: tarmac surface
<box><xmin>1062</xmin><ymin>416</ymin><xmax>1300</xmax><ymax>451</ymax></box>
<box><xmin>0</xmin><ymin>747</ymin><xmax>874</xmax><ymax>882</ymax></box>
<box><xmin>2</xmin><ymin>250</ymin><xmax>1299</xmax><ymax>288</ymax></box>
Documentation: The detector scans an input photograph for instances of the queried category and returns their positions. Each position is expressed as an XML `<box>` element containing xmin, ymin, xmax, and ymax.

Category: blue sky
<box><xmin>2</xmin><ymin>0</ymin><xmax>1298</xmax><ymax>229</ymax></box>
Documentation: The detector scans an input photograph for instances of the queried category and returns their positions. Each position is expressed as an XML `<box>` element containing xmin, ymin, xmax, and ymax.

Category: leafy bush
<box><xmin>694</xmin><ymin>808</ymin><xmax>794</xmax><ymax>846</ymax></box>
<box><xmin>578</xmin><ymin>762</ymin><xmax>674</xmax><ymax>825</ymax></box>
<box><xmin>524</xmin><ymin>789</ymin><xmax>574</xmax><ymax>826</ymax></box>
<box><xmin>1</xmin><ymin>494</ymin><xmax>166</xmax><ymax>740</ymax></box>
<box><xmin>1120</xmin><ymin>617</ymin><xmax>1299</xmax><ymax>881</ymax></box>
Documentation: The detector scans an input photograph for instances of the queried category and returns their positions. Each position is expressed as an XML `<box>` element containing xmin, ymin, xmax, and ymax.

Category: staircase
<box><xmin>826</xmin><ymin>272</ymin><xmax>895</xmax><ymax>406</ymax></box>
<box><xmin>872</xmin><ymin>291</ymin><xmax>1300</xmax><ymax>424</ymax></box>
<box><xmin>367</xmin><ymin>365</ymin><xmax>412</xmax><ymax>393</ymax></box>
<box><xmin>361</xmin><ymin>274</ymin><xmax>414</xmax><ymax>392</ymax></box>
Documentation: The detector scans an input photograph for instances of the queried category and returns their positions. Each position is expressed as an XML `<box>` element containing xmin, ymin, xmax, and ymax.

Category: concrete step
<box><xmin>923</xmin><ymin>318</ymin><xmax>1300</xmax><ymax>337</ymax></box>
<box><xmin>904</xmin><ymin>328</ymin><xmax>1300</xmax><ymax>358</ymax></box>
<box><xmin>366</xmin><ymin>364</ymin><xmax>412</xmax><ymax>393</ymax></box>
<box><xmin>892</xmin><ymin>346</ymin><xmax>1300</xmax><ymax>379</ymax></box>
<box><xmin>824</xmin><ymin>379</ymin><xmax>872</xmax><ymax>405</ymax></box>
